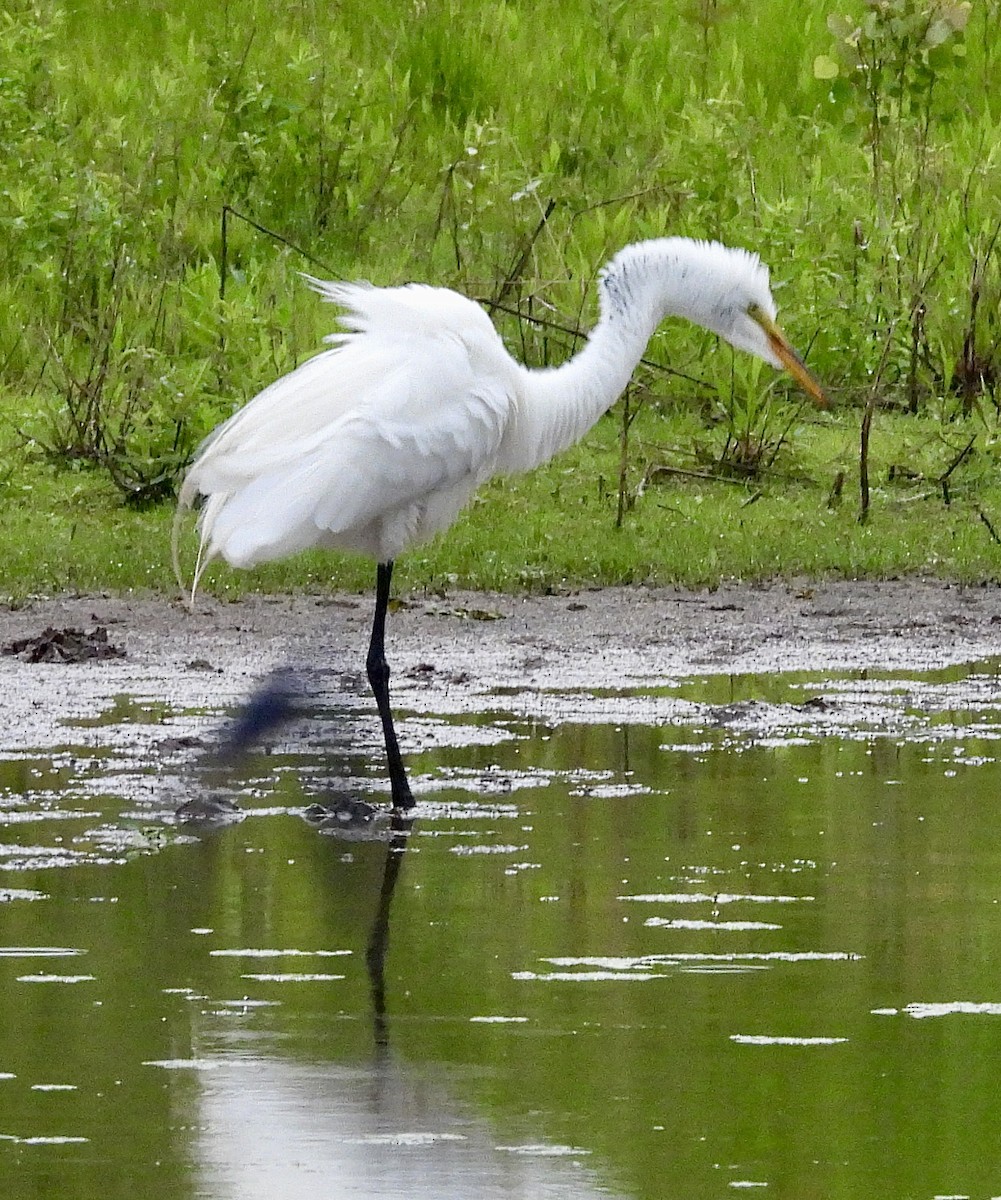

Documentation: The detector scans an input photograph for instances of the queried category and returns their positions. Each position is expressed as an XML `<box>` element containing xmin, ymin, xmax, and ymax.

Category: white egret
<box><xmin>175</xmin><ymin>237</ymin><xmax>828</xmax><ymax>810</ymax></box>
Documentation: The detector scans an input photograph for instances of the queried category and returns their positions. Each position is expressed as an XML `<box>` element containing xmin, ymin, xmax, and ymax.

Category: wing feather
<box><xmin>176</xmin><ymin>279</ymin><xmax>519</xmax><ymax>590</ymax></box>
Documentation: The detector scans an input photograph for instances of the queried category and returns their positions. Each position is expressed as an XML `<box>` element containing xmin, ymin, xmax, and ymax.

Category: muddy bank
<box><xmin>1</xmin><ymin>579</ymin><xmax>1000</xmax><ymax>744</ymax></box>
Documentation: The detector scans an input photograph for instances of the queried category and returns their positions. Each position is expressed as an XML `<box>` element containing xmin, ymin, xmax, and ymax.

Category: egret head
<box><xmin>602</xmin><ymin>238</ymin><xmax>830</xmax><ymax>410</ymax></box>
<box><xmin>697</xmin><ymin>246</ymin><xmax>828</xmax><ymax>409</ymax></box>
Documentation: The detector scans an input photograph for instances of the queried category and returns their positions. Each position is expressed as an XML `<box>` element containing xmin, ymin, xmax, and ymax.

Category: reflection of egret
<box><xmin>176</xmin><ymin>238</ymin><xmax>827</xmax><ymax>811</ymax></box>
<box><xmin>189</xmin><ymin>1056</ymin><xmax>628</xmax><ymax>1200</ymax></box>
<box><xmin>365</xmin><ymin>815</ymin><xmax>412</xmax><ymax>1049</ymax></box>
<box><xmin>175</xmin><ymin>816</ymin><xmax>625</xmax><ymax>1200</ymax></box>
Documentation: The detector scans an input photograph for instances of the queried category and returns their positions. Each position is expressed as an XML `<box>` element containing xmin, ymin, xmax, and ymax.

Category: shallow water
<box><xmin>3</xmin><ymin>660</ymin><xmax>1001</xmax><ymax>1198</ymax></box>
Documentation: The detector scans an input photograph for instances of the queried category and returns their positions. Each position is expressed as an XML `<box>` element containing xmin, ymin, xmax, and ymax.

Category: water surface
<box><xmin>3</xmin><ymin>660</ymin><xmax>1001</xmax><ymax>1198</ymax></box>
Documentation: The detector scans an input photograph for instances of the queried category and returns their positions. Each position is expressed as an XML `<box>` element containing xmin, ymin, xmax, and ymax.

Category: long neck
<box><xmin>507</xmin><ymin>240</ymin><xmax>715</xmax><ymax>473</ymax></box>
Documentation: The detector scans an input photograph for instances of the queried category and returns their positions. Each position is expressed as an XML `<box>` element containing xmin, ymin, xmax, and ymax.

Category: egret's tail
<box><xmin>171</xmin><ymin>472</ymin><xmax>213</xmax><ymax>608</ymax></box>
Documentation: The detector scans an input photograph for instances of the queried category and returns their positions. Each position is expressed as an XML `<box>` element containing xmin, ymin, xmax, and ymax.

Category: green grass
<box><xmin>1</xmin><ymin>0</ymin><xmax>1000</xmax><ymax>598</ymax></box>
<box><xmin>5</xmin><ymin>395</ymin><xmax>1001</xmax><ymax>603</ymax></box>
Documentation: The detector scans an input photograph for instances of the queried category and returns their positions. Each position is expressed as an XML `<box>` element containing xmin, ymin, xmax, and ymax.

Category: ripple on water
<box><xmin>449</xmin><ymin>843</ymin><xmax>529</xmax><ymax>856</ymax></box>
<box><xmin>618</xmin><ymin>892</ymin><xmax>811</xmax><ymax>904</ymax></box>
<box><xmin>208</xmin><ymin>948</ymin><xmax>352</xmax><ymax>959</ymax></box>
<box><xmin>0</xmin><ymin>809</ymin><xmax>102</xmax><ymax>826</ymax></box>
<box><xmin>344</xmin><ymin>1131</ymin><xmax>468</xmax><ymax>1147</ymax></box>
<box><xmin>0</xmin><ymin>887</ymin><xmax>49</xmax><ymax>902</ymax></box>
<box><xmin>17</xmin><ymin>974</ymin><xmax>96</xmax><ymax>984</ymax></box>
<box><xmin>643</xmin><ymin>918</ymin><xmax>783</xmax><ymax>931</ymax></box>
<box><xmin>142</xmin><ymin>1059</ymin><xmax>220</xmax><ymax>1070</ymax></box>
<box><xmin>873</xmin><ymin>1001</ymin><xmax>1001</xmax><ymax>1019</ymax></box>
<box><xmin>514</xmin><ymin>951</ymin><xmax>861</xmax><ymax>982</ymax></box>
<box><xmin>496</xmin><ymin>1143</ymin><xmax>592</xmax><ymax>1157</ymax></box>
<box><xmin>0</xmin><ymin>1134</ymin><xmax>90</xmax><ymax>1145</ymax></box>
<box><xmin>239</xmin><ymin>973</ymin><xmax>347</xmax><ymax>983</ymax></box>
<box><xmin>0</xmin><ymin>947</ymin><xmax>87</xmax><ymax>958</ymax></box>
<box><xmin>730</xmin><ymin>1035</ymin><xmax>849</xmax><ymax>1045</ymax></box>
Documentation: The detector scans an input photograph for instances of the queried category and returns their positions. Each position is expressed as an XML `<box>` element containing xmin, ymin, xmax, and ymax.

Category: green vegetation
<box><xmin>2</xmin><ymin>0</ymin><xmax>1000</xmax><ymax>598</ymax></box>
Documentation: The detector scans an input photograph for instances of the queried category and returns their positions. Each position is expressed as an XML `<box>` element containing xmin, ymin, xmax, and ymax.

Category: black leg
<box><xmin>366</xmin><ymin>560</ymin><xmax>415</xmax><ymax>810</ymax></box>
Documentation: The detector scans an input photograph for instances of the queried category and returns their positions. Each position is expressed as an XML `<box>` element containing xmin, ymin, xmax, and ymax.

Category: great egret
<box><xmin>175</xmin><ymin>236</ymin><xmax>828</xmax><ymax>810</ymax></box>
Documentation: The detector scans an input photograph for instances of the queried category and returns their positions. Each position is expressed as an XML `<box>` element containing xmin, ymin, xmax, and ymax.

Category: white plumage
<box><xmin>181</xmin><ymin>281</ymin><xmax>514</xmax><ymax>572</ymax></box>
<box><xmin>175</xmin><ymin>236</ymin><xmax>826</xmax><ymax>811</ymax></box>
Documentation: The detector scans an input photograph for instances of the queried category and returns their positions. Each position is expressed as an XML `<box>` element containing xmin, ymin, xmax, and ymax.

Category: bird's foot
<box><xmin>304</xmin><ymin>795</ymin><xmax>379</xmax><ymax>825</ymax></box>
<box><xmin>302</xmin><ymin>795</ymin><xmax>410</xmax><ymax>841</ymax></box>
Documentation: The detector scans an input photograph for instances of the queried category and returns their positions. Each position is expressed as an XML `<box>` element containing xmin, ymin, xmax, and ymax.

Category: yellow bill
<box><xmin>751</xmin><ymin>308</ymin><xmax>830</xmax><ymax>410</ymax></box>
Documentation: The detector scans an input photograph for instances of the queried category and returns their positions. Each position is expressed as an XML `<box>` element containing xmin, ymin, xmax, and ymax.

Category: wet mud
<box><xmin>1</xmin><ymin>579</ymin><xmax>999</xmax><ymax>757</ymax></box>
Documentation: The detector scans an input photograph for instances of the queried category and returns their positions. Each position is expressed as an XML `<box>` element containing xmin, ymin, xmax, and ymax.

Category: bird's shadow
<box><xmin>174</xmin><ymin>666</ymin><xmax>401</xmax><ymax>831</ymax></box>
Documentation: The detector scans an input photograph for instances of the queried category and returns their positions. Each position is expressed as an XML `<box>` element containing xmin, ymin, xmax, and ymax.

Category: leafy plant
<box><xmin>814</xmin><ymin>0</ymin><xmax>972</xmax><ymax>194</ymax></box>
<box><xmin>812</xmin><ymin>1</ymin><xmax>986</xmax><ymax>413</ymax></box>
